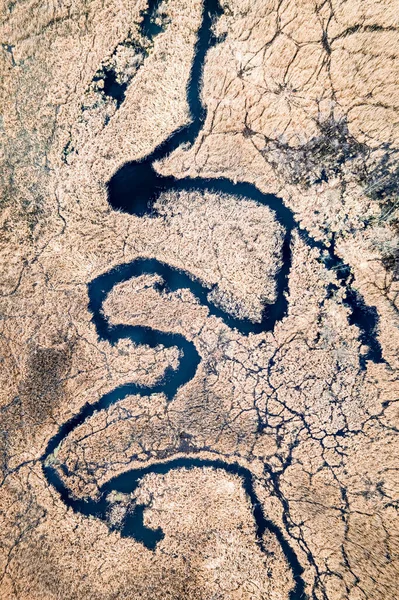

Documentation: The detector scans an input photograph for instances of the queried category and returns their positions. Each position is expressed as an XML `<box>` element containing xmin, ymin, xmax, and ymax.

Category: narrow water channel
<box><xmin>42</xmin><ymin>0</ymin><xmax>384</xmax><ymax>598</ymax></box>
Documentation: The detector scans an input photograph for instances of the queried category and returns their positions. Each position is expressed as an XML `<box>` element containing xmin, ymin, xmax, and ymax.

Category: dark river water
<box><xmin>42</xmin><ymin>0</ymin><xmax>384</xmax><ymax>597</ymax></box>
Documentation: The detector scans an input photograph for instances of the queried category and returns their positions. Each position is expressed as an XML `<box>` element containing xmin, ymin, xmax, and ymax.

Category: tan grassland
<box><xmin>1</xmin><ymin>0</ymin><xmax>398</xmax><ymax>598</ymax></box>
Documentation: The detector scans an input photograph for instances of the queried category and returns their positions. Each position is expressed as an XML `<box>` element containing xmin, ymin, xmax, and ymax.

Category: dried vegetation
<box><xmin>0</xmin><ymin>0</ymin><xmax>398</xmax><ymax>598</ymax></box>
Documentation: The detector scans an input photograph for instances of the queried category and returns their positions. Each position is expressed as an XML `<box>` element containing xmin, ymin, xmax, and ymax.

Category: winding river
<box><xmin>41</xmin><ymin>0</ymin><xmax>384</xmax><ymax>598</ymax></box>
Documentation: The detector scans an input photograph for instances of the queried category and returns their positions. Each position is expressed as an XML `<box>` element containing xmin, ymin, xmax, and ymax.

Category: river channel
<box><xmin>42</xmin><ymin>1</ymin><xmax>384</xmax><ymax>598</ymax></box>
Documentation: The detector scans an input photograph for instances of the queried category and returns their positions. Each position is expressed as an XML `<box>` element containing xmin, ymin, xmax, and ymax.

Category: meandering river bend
<box><xmin>41</xmin><ymin>0</ymin><xmax>383</xmax><ymax>597</ymax></box>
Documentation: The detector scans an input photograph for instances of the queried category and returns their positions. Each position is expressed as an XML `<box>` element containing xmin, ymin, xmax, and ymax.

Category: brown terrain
<box><xmin>1</xmin><ymin>0</ymin><xmax>398</xmax><ymax>598</ymax></box>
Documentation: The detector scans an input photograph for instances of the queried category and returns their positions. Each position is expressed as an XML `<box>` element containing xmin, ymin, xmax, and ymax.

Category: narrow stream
<box><xmin>43</xmin><ymin>253</ymin><xmax>306</xmax><ymax>598</ymax></box>
<box><xmin>42</xmin><ymin>0</ymin><xmax>384</xmax><ymax>598</ymax></box>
